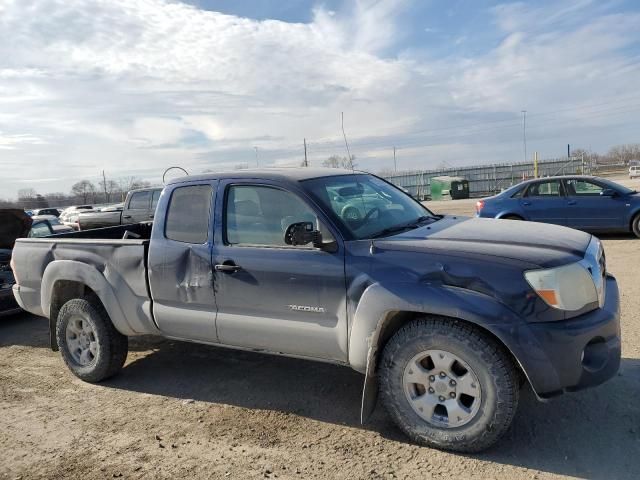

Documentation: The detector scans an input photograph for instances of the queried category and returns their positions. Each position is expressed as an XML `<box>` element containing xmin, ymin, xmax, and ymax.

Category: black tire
<box><xmin>632</xmin><ymin>214</ymin><xmax>640</xmax><ymax>238</ymax></box>
<box><xmin>56</xmin><ymin>296</ymin><xmax>128</xmax><ymax>382</ymax></box>
<box><xmin>379</xmin><ymin>317</ymin><xmax>519</xmax><ymax>453</ymax></box>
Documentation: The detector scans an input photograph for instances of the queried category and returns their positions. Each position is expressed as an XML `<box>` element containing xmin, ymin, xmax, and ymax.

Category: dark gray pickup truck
<box><xmin>11</xmin><ymin>168</ymin><xmax>621</xmax><ymax>452</ymax></box>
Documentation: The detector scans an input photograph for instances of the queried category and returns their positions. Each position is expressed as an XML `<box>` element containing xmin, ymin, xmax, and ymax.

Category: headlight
<box><xmin>524</xmin><ymin>262</ymin><xmax>598</xmax><ymax>311</ymax></box>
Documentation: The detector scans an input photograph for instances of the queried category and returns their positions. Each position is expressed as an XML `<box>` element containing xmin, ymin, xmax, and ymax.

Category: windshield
<box><xmin>302</xmin><ymin>174</ymin><xmax>437</xmax><ymax>240</ymax></box>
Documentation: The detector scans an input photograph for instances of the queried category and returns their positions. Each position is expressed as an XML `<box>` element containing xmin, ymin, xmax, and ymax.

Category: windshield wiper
<box><xmin>370</xmin><ymin>216</ymin><xmax>435</xmax><ymax>239</ymax></box>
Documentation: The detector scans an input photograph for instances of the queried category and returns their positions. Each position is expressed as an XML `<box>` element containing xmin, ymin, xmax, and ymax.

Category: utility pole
<box><xmin>102</xmin><ymin>170</ymin><xmax>108</xmax><ymax>202</ymax></box>
<box><xmin>393</xmin><ymin>146</ymin><xmax>397</xmax><ymax>172</ymax></box>
<box><xmin>341</xmin><ymin>112</ymin><xmax>353</xmax><ymax>170</ymax></box>
<box><xmin>521</xmin><ymin>110</ymin><xmax>527</xmax><ymax>163</ymax></box>
<box><xmin>303</xmin><ymin>138</ymin><xmax>308</xmax><ymax>167</ymax></box>
<box><xmin>254</xmin><ymin>147</ymin><xmax>259</xmax><ymax>167</ymax></box>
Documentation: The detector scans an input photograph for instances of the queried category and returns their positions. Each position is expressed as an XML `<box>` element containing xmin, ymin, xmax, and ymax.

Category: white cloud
<box><xmin>0</xmin><ymin>0</ymin><xmax>639</xmax><ymax>197</ymax></box>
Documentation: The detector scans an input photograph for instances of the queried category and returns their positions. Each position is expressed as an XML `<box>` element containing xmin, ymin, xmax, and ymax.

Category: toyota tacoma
<box><xmin>11</xmin><ymin>168</ymin><xmax>621</xmax><ymax>452</ymax></box>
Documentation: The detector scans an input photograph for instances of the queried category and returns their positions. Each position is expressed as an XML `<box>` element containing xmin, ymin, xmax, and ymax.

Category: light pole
<box><xmin>521</xmin><ymin>110</ymin><xmax>527</xmax><ymax>163</ymax></box>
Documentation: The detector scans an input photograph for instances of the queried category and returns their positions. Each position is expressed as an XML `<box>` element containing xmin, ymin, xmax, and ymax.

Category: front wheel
<box><xmin>379</xmin><ymin>318</ymin><xmax>519</xmax><ymax>453</ymax></box>
<box><xmin>56</xmin><ymin>296</ymin><xmax>128</xmax><ymax>382</ymax></box>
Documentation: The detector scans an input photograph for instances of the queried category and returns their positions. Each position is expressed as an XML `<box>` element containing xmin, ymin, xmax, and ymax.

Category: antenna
<box><xmin>341</xmin><ymin>112</ymin><xmax>354</xmax><ymax>170</ymax></box>
<box><xmin>163</xmin><ymin>166</ymin><xmax>189</xmax><ymax>184</ymax></box>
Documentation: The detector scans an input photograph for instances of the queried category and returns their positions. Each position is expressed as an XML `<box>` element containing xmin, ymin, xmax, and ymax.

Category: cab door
<box><xmin>519</xmin><ymin>179</ymin><xmax>567</xmax><ymax>225</ymax></box>
<box><xmin>123</xmin><ymin>190</ymin><xmax>152</xmax><ymax>224</ymax></box>
<box><xmin>212</xmin><ymin>180</ymin><xmax>348</xmax><ymax>362</ymax></box>
<box><xmin>563</xmin><ymin>178</ymin><xmax>624</xmax><ymax>231</ymax></box>
<box><xmin>148</xmin><ymin>181</ymin><xmax>218</xmax><ymax>341</ymax></box>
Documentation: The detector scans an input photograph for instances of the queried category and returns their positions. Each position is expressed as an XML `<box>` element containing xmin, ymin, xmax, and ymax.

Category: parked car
<box><xmin>1</xmin><ymin>210</ymin><xmax>68</xmax><ymax>316</ymax></box>
<box><xmin>31</xmin><ymin>215</ymin><xmax>75</xmax><ymax>234</ymax></box>
<box><xmin>0</xmin><ymin>209</ymin><xmax>31</xmax><ymax>316</ymax></box>
<box><xmin>12</xmin><ymin>169</ymin><xmax>620</xmax><ymax>452</ymax></box>
<box><xmin>78</xmin><ymin>188</ymin><xmax>161</xmax><ymax>230</ymax></box>
<box><xmin>32</xmin><ymin>207</ymin><xmax>61</xmax><ymax>217</ymax></box>
<box><xmin>476</xmin><ymin>175</ymin><xmax>640</xmax><ymax>237</ymax></box>
<box><xmin>630</xmin><ymin>166</ymin><xmax>640</xmax><ymax>179</ymax></box>
<box><xmin>59</xmin><ymin>205</ymin><xmax>95</xmax><ymax>230</ymax></box>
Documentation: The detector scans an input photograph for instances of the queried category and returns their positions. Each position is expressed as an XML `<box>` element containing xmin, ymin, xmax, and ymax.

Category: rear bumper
<box><xmin>514</xmin><ymin>275</ymin><xmax>621</xmax><ymax>398</ymax></box>
<box><xmin>12</xmin><ymin>284</ymin><xmax>44</xmax><ymax>317</ymax></box>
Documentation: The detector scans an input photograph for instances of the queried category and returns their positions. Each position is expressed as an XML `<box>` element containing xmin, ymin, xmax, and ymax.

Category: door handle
<box><xmin>567</xmin><ymin>200</ymin><xmax>577</xmax><ymax>205</ymax></box>
<box><xmin>215</xmin><ymin>263</ymin><xmax>241</xmax><ymax>273</ymax></box>
<box><xmin>123</xmin><ymin>215</ymin><xmax>132</xmax><ymax>219</ymax></box>
<box><xmin>523</xmin><ymin>201</ymin><xmax>531</xmax><ymax>206</ymax></box>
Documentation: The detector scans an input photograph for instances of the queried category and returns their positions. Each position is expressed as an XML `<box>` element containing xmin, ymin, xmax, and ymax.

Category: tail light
<box><xmin>476</xmin><ymin>200</ymin><xmax>484</xmax><ymax>213</ymax></box>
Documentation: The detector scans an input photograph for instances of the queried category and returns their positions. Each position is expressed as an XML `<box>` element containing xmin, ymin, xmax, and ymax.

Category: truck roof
<box><xmin>167</xmin><ymin>167</ymin><xmax>358</xmax><ymax>185</ymax></box>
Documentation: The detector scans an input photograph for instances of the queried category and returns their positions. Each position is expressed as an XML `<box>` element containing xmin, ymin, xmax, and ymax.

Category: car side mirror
<box><xmin>600</xmin><ymin>189</ymin><xmax>618</xmax><ymax>197</ymax></box>
<box><xmin>284</xmin><ymin>222</ymin><xmax>322</xmax><ymax>248</ymax></box>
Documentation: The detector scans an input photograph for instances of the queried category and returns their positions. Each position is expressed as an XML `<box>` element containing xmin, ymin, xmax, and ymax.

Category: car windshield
<box><xmin>302</xmin><ymin>174</ymin><xmax>437</xmax><ymax>240</ymax></box>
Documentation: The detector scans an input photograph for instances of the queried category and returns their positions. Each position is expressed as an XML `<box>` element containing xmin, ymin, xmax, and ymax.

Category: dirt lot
<box><xmin>2</xmin><ymin>177</ymin><xmax>640</xmax><ymax>479</ymax></box>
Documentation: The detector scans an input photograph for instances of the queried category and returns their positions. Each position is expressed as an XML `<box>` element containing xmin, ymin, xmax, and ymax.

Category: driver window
<box><xmin>225</xmin><ymin>185</ymin><xmax>334</xmax><ymax>247</ymax></box>
<box><xmin>565</xmin><ymin>179</ymin><xmax>604</xmax><ymax>196</ymax></box>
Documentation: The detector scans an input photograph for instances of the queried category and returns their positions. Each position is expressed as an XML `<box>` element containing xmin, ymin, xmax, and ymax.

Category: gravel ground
<box><xmin>1</xmin><ymin>176</ymin><xmax>639</xmax><ymax>480</ymax></box>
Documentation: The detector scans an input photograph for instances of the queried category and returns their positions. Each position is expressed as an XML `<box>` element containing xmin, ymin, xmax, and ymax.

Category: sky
<box><xmin>1</xmin><ymin>0</ymin><xmax>639</xmax><ymax>198</ymax></box>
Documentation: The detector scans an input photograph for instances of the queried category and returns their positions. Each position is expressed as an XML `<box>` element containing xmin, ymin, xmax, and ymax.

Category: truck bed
<box><xmin>11</xmin><ymin>222</ymin><xmax>158</xmax><ymax>336</ymax></box>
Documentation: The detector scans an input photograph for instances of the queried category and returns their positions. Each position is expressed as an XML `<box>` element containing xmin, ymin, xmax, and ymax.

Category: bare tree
<box><xmin>71</xmin><ymin>180</ymin><xmax>97</xmax><ymax>204</ymax></box>
<box><xmin>99</xmin><ymin>179</ymin><xmax>120</xmax><ymax>203</ymax></box>
<box><xmin>607</xmin><ymin>144</ymin><xmax>640</xmax><ymax>165</ymax></box>
<box><xmin>118</xmin><ymin>176</ymin><xmax>151</xmax><ymax>193</ymax></box>
<box><xmin>322</xmin><ymin>155</ymin><xmax>356</xmax><ymax>169</ymax></box>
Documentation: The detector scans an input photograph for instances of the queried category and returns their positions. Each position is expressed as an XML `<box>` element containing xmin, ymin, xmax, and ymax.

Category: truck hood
<box><xmin>0</xmin><ymin>209</ymin><xmax>32</xmax><ymax>250</ymax></box>
<box><xmin>376</xmin><ymin>216</ymin><xmax>591</xmax><ymax>268</ymax></box>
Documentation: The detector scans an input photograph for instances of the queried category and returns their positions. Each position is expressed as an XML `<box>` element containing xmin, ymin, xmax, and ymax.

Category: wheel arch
<box><xmin>42</xmin><ymin>261</ymin><xmax>139</xmax><ymax>351</ymax></box>
<box><xmin>350</xmin><ymin>283</ymin><xmax>541</xmax><ymax>423</ymax></box>
<box><xmin>496</xmin><ymin>212</ymin><xmax>525</xmax><ymax>220</ymax></box>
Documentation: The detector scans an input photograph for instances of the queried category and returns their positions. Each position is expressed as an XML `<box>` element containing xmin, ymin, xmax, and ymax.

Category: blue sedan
<box><xmin>476</xmin><ymin>175</ymin><xmax>640</xmax><ymax>237</ymax></box>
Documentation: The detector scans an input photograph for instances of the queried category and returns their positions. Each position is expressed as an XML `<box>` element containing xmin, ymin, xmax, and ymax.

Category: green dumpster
<box><xmin>430</xmin><ymin>176</ymin><xmax>470</xmax><ymax>200</ymax></box>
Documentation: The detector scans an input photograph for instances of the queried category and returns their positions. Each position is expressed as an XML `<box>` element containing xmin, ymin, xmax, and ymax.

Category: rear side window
<box><xmin>165</xmin><ymin>185</ymin><xmax>212</xmax><ymax>244</ymax></box>
<box><xmin>129</xmin><ymin>191</ymin><xmax>150</xmax><ymax>210</ymax></box>
<box><xmin>525</xmin><ymin>180</ymin><xmax>562</xmax><ymax>197</ymax></box>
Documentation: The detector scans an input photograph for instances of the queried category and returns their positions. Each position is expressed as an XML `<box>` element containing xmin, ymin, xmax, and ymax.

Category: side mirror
<box><xmin>600</xmin><ymin>189</ymin><xmax>618</xmax><ymax>197</ymax></box>
<box><xmin>284</xmin><ymin>222</ymin><xmax>322</xmax><ymax>248</ymax></box>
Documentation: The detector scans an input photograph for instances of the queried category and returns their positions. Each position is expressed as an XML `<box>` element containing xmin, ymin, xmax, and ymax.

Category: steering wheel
<box><xmin>362</xmin><ymin>207</ymin><xmax>381</xmax><ymax>222</ymax></box>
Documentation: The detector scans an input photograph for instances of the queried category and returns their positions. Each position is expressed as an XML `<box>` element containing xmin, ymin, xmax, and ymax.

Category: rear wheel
<box><xmin>379</xmin><ymin>318</ymin><xmax>519</xmax><ymax>453</ymax></box>
<box><xmin>632</xmin><ymin>214</ymin><xmax>640</xmax><ymax>238</ymax></box>
<box><xmin>56</xmin><ymin>296</ymin><xmax>128</xmax><ymax>382</ymax></box>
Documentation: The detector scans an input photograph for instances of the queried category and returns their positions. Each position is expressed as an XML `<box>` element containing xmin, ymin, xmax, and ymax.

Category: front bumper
<box><xmin>517</xmin><ymin>275</ymin><xmax>621</xmax><ymax>398</ymax></box>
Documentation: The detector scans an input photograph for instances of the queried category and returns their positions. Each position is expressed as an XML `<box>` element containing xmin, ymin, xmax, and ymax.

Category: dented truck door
<box><xmin>148</xmin><ymin>181</ymin><xmax>219</xmax><ymax>341</ymax></box>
